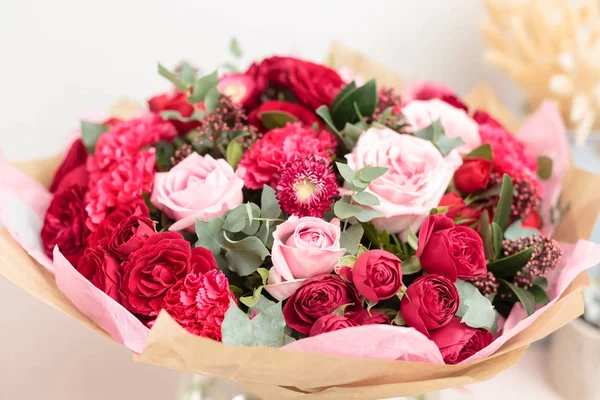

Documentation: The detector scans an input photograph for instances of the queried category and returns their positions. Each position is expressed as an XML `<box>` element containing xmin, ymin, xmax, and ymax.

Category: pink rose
<box><xmin>402</xmin><ymin>99</ymin><xmax>481</xmax><ymax>155</ymax></box>
<box><xmin>345</xmin><ymin>128</ymin><xmax>462</xmax><ymax>239</ymax></box>
<box><xmin>352</xmin><ymin>250</ymin><xmax>403</xmax><ymax>302</ymax></box>
<box><xmin>265</xmin><ymin>216</ymin><xmax>346</xmax><ymax>301</ymax></box>
<box><xmin>151</xmin><ymin>153</ymin><xmax>244</xmax><ymax>232</ymax></box>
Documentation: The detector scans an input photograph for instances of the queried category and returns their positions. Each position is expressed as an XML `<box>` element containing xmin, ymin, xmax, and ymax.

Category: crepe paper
<box><xmin>0</xmin><ymin>158</ymin><xmax>53</xmax><ymax>219</ymax></box>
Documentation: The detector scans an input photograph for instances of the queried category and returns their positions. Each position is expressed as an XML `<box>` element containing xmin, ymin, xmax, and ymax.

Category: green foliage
<box><xmin>160</xmin><ymin>109</ymin><xmax>205</xmax><ymax>123</ymax></box>
<box><xmin>455</xmin><ymin>280</ymin><xmax>498</xmax><ymax>330</ymax></box>
<box><xmin>492</xmin><ymin>174</ymin><xmax>514</xmax><ymax>231</ymax></box>
<box><xmin>491</xmin><ymin>222</ymin><xmax>503</xmax><ymax>260</ymax></box>
<box><xmin>502</xmin><ymin>280</ymin><xmax>536</xmax><ymax>316</ymax></box>
<box><xmin>333</xmin><ymin>163</ymin><xmax>388</xmax><ymax>223</ymax></box>
<box><xmin>330</xmin><ymin>79</ymin><xmax>378</xmax><ymax>130</ymax></box>
<box><xmin>402</xmin><ymin>255</ymin><xmax>422</xmax><ymax>275</ymax></box>
<box><xmin>537</xmin><ymin>155</ymin><xmax>553</xmax><ymax>180</ymax></box>
<box><xmin>504</xmin><ymin>219</ymin><xmax>541</xmax><ymax>241</ymax></box>
<box><xmin>465</xmin><ymin>143</ymin><xmax>493</xmax><ymax>161</ymax></box>
<box><xmin>406</xmin><ymin>226</ymin><xmax>418</xmax><ymax>251</ymax></box>
<box><xmin>260</xmin><ymin>111</ymin><xmax>298</xmax><ymax>130</ymax></box>
<box><xmin>80</xmin><ymin>121</ymin><xmax>110</xmax><ymax>154</ymax></box>
<box><xmin>487</xmin><ymin>246</ymin><xmax>534</xmax><ymax>278</ymax></box>
<box><xmin>479</xmin><ymin>210</ymin><xmax>495</xmax><ymax>260</ymax></box>
<box><xmin>188</xmin><ymin>71</ymin><xmax>219</xmax><ymax>104</ymax></box>
<box><xmin>340</xmin><ymin>224</ymin><xmax>364</xmax><ymax>255</ymax></box>
<box><xmin>154</xmin><ymin>141</ymin><xmax>176</xmax><ymax>171</ymax></box>
<box><xmin>230</xmin><ymin>38</ymin><xmax>242</xmax><ymax>58</ymax></box>
<box><xmin>179</xmin><ymin>63</ymin><xmax>197</xmax><ymax>87</ymax></box>
<box><xmin>413</xmin><ymin>119</ymin><xmax>464</xmax><ymax>156</ymax></box>
<box><xmin>225</xmin><ymin>140</ymin><xmax>243</xmax><ymax>169</ymax></box>
<box><xmin>158</xmin><ymin>63</ymin><xmax>187</xmax><ymax>91</ymax></box>
<box><xmin>239</xmin><ymin>268</ymin><xmax>269</xmax><ymax>308</ymax></box>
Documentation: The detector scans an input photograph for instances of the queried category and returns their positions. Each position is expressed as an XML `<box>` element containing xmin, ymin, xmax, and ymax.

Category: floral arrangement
<box><xmin>1</xmin><ymin>42</ymin><xmax>599</xmax><ymax>397</ymax></box>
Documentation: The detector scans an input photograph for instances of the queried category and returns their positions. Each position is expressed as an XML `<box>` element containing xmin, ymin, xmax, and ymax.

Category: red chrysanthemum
<box><xmin>275</xmin><ymin>155</ymin><xmax>338</xmax><ymax>218</ymax></box>
<box><xmin>237</xmin><ymin>123</ymin><xmax>337</xmax><ymax>190</ymax></box>
<box><xmin>162</xmin><ymin>270</ymin><xmax>236</xmax><ymax>341</ymax></box>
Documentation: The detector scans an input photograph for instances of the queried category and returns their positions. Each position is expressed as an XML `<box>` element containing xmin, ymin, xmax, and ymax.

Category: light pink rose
<box><xmin>264</xmin><ymin>216</ymin><xmax>346</xmax><ymax>301</ymax></box>
<box><xmin>151</xmin><ymin>153</ymin><xmax>244</xmax><ymax>232</ymax></box>
<box><xmin>345</xmin><ymin>128</ymin><xmax>462</xmax><ymax>240</ymax></box>
<box><xmin>401</xmin><ymin>99</ymin><xmax>480</xmax><ymax>155</ymax></box>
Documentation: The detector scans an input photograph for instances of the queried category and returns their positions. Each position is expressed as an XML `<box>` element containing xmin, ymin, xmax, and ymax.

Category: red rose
<box><xmin>309</xmin><ymin>314</ymin><xmax>358</xmax><ymax>336</ymax></box>
<box><xmin>417</xmin><ymin>214</ymin><xmax>487</xmax><ymax>281</ymax></box>
<box><xmin>522</xmin><ymin>210</ymin><xmax>542</xmax><ymax>229</ymax></box>
<box><xmin>190</xmin><ymin>246</ymin><xmax>218</xmax><ymax>274</ymax></box>
<box><xmin>108</xmin><ymin>215</ymin><xmax>156</xmax><ymax>260</ymax></box>
<box><xmin>400</xmin><ymin>274</ymin><xmax>459</xmax><ymax>337</ymax></box>
<box><xmin>430</xmin><ymin>318</ymin><xmax>494</xmax><ymax>364</ymax></box>
<box><xmin>162</xmin><ymin>270</ymin><xmax>235</xmax><ymax>341</ymax></box>
<box><xmin>439</xmin><ymin>193</ymin><xmax>481</xmax><ymax>226</ymax></box>
<box><xmin>248</xmin><ymin>100</ymin><xmax>322</xmax><ymax>131</ymax></box>
<box><xmin>453</xmin><ymin>158</ymin><xmax>492</xmax><ymax>194</ymax></box>
<box><xmin>41</xmin><ymin>186</ymin><xmax>89</xmax><ymax>266</ymax></box>
<box><xmin>49</xmin><ymin>139</ymin><xmax>88</xmax><ymax>193</ymax></box>
<box><xmin>350</xmin><ymin>308</ymin><xmax>391</xmax><ymax>325</ymax></box>
<box><xmin>403</xmin><ymin>81</ymin><xmax>468</xmax><ymax>112</ymax></box>
<box><xmin>76</xmin><ymin>245</ymin><xmax>122</xmax><ymax>302</ymax></box>
<box><xmin>283</xmin><ymin>274</ymin><xmax>361</xmax><ymax>335</ymax></box>
<box><xmin>148</xmin><ymin>91</ymin><xmax>202</xmax><ymax>134</ymax></box>
<box><xmin>352</xmin><ymin>250</ymin><xmax>403</xmax><ymax>303</ymax></box>
<box><xmin>87</xmin><ymin>201</ymin><xmax>149</xmax><ymax>247</ymax></box>
<box><xmin>245</xmin><ymin>56</ymin><xmax>345</xmax><ymax>109</ymax></box>
<box><xmin>120</xmin><ymin>232</ymin><xmax>215</xmax><ymax>316</ymax></box>
<box><xmin>217</xmin><ymin>73</ymin><xmax>258</xmax><ymax>109</ymax></box>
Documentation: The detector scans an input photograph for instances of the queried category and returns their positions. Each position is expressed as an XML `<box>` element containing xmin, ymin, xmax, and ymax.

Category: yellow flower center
<box><xmin>294</xmin><ymin>179</ymin><xmax>316</xmax><ymax>202</ymax></box>
<box><xmin>222</xmin><ymin>83</ymin><xmax>247</xmax><ymax>102</ymax></box>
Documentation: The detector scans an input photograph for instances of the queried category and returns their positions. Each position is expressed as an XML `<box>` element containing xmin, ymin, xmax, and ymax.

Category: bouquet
<box><xmin>1</xmin><ymin>42</ymin><xmax>600</xmax><ymax>399</ymax></box>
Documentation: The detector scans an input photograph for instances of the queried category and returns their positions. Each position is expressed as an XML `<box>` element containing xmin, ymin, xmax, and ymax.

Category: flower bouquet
<box><xmin>1</xmin><ymin>43</ymin><xmax>600</xmax><ymax>399</ymax></box>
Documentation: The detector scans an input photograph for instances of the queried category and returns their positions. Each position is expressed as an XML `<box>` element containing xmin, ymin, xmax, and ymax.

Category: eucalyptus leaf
<box><xmin>230</xmin><ymin>37</ymin><xmax>242</xmax><ymax>58</ymax></box>
<box><xmin>158</xmin><ymin>63</ymin><xmax>187</xmax><ymax>91</ymax></box>
<box><xmin>260</xmin><ymin>185</ymin><xmax>282</xmax><ymax>219</ymax></box>
<box><xmin>222</xmin><ymin>233</ymin><xmax>270</xmax><ymax>276</ymax></box>
<box><xmin>195</xmin><ymin>218</ymin><xmax>225</xmax><ymax>256</ymax></box>
<box><xmin>455</xmin><ymin>280</ymin><xmax>497</xmax><ymax>330</ymax></box>
<box><xmin>336</xmin><ymin>162</ymin><xmax>356</xmax><ymax>183</ymax></box>
<box><xmin>487</xmin><ymin>246</ymin><xmax>534</xmax><ymax>278</ymax></box>
<box><xmin>249</xmin><ymin>295</ymin><xmax>276</xmax><ymax>314</ymax></box>
<box><xmin>223</xmin><ymin>204</ymin><xmax>250</xmax><ymax>233</ymax></box>
<box><xmin>221</xmin><ymin>300</ymin><xmax>253</xmax><ymax>346</ymax></box>
<box><xmin>413</xmin><ymin>119</ymin><xmax>464</xmax><ymax>156</ymax></box>
<box><xmin>356</xmin><ymin>207</ymin><xmax>383</xmax><ymax>223</ymax></box>
<box><xmin>80</xmin><ymin>121</ymin><xmax>110</xmax><ymax>154</ymax></box>
<box><xmin>242</xmin><ymin>203</ymin><xmax>261</xmax><ymax>236</ymax></box>
<box><xmin>358</xmin><ymin>166</ymin><xmax>388</xmax><ymax>182</ymax></box>
<box><xmin>352</xmin><ymin>191</ymin><xmax>380</xmax><ymax>206</ymax></box>
<box><xmin>250</xmin><ymin>301</ymin><xmax>287</xmax><ymax>347</ymax></box>
<box><xmin>340</xmin><ymin>224</ymin><xmax>364</xmax><ymax>255</ymax></box>
<box><xmin>203</xmin><ymin>86</ymin><xmax>221</xmax><ymax>113</ymax></box>
<box><xmin>154</xmin><ymin>141</ymin><xmax>175</xmax><ymax>171</ymax></box>
<box><xmin>343</xmin><ymin>123</ymin><xmax>364</xmax><ymax>145</ymax></box>
<box><xmin>260</xmin><ymin>111</ymin><xmax>298</xmax><ymax>130</ymax></box>
<box><xmin>379</xmin><ymin>106</ymin><xmax>394</xmax><ymax>122</ymax></box>
<box><xmin>239</xmin><ymin>286</ymin><xmax>264</xmax><ymax>308</ymax></box>
<box><xmin>179</xmin><ymin>63</ymin><xmax>196</xmax><ymax>87</ymax></box>
<box><xmin>493</xmin><ymin>174</ymin><xmax>514</xmax><ymax>231</ymax></box>
<box><xmin>502</xmin><ymin>280</ymin><xmax>536</xmax><ymax>316</ymax></box>
<box><xmin>160</xmin><ymin>109</ymin><xmax>205</xmax><ymax>122</ymax></box>
<box><xmin>465</xmin><ymin>143</ymin><xmax>493</xmax><ymax>161</ymax></box>
<box><xmin>188</xmin><ymin>71</ymin><xmax>219</xmax><ymax>104</ymax></box>
<box><xmin>333</xmin><ymin>200</ymin><xmax>363</xmax><ymax>220</ymax></box>
<box><xmin>504</xmin><ymin>219</ymin><xmax>541</xmax><ymax>240</ymax></box>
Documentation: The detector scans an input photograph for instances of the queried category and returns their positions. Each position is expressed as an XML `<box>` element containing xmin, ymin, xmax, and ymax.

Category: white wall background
<box><xmin>0</xmin><ymin>1</ymin><xmax>527</xmax><ymax>399</ymax></box>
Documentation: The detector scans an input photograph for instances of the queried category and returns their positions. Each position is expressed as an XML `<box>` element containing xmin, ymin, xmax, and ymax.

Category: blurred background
<box><xmin>0</xmin><ymin>0</ymin><xmax>598</xmax><ymax>399</ymax></box>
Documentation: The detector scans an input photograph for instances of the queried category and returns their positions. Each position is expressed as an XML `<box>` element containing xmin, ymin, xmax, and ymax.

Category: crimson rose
<box><xmin>430</xmin><ymin>318</ymin><xmax>494</xmax><ymax>364</ymax></box>
<box><xmin>352</xmin><ymin>250</ymin><xmax>403</xmax><ymax>303</ymax></box>
<box><xmin>121</xmin><ymin>232</ymin><xmax>216</xmax><ymax>316</ymax></box>
<box><xmin>417</xmin><ymin>214</ymin><xmax>487</xmax><ymax>281</ymax></box>
<box><xmin>248</xmin><ymin>100</ymin><xmax>322</xmax><ymax>131</ymax></box>
<box><xmin>453</xmin><ymin>158</ymin><xmax>492</xmax><ymax>194</ymax></box>
<box><xmin>108</xmin><ymin>214</ymin><xmax>156</xmax><ymax>260</ymax></box>
<box><xmin>350</xmin><ymin>308</ymin><xmax>391</xmax><ymax>325</ymax></box>
<box><xmin>309</xmin><ymin>314</ymin><xmax>358</xmax><ymax>337</ymax></box>
<box><xmin>41</xmin><ymin>186</ymin><xmax>89</xmax><ymax>266</ymax></box>
<box><xmin>283</xmin><ymin>274</ymin><xmax>361</xmax><ymax>335</ymax></box>
<box><xmin>400</xmin><ymin>274</ymin><xmax>459</xmax><ymax>337</ymax></box>
<box><xmin>87</xmin><ymin>201</ymin><xmax>150</xmax><ymax>247</ymax></box>
<box><xmin>76</xmin><ymin>245</ymin><xmax>122</xmax><ymax>302</ymax></box>
<box><xmin>439</xmin><ymin>193</ymin><xmax>481</xmax><ymax>226</ymax></box>
<box><xmin>148</xmin><ymin>91</ymin><xmax>203</xmax><ymax>134</ymax></box>
<box><xmin>49</xmin><ymin>139</ymin><xmax>88</xmax><ymax>193</ymax></box>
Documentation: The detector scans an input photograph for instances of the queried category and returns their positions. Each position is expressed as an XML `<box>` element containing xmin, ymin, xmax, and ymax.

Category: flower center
<box><xmin>221</xmin><ymin>83</ymin><xmax>246</xmax><ymax>102</ymax></box>
<box><xmin>293</xmin><ymin>178</ymin><xmax>316</xmax><ymax>202</ymax></box>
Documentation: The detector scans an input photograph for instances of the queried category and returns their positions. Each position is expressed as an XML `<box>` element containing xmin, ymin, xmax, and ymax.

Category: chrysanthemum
<box><xmin>275</xmin><ymin>155</ymin><xmax>338</xmax><ymax>218</ymax></box>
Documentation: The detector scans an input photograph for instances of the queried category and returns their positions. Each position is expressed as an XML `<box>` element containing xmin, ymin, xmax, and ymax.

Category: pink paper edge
<box><xmin>0</xmin><ymin>158</ymin><xmax>53</xmax><ymax>219</ymax></box>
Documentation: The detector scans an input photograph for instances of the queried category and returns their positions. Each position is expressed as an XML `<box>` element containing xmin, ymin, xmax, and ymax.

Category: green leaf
<box><xmin>222</xmin><ymin>233</ymin><xmax>270</xmax><ymax>276</ymax></box>
<box><xmin>491</xmin><ymin>222</ymin><xmax>503</xmax><ymax>260</ymax></box>
<box><xmin>158</xmin><ymin>63</ymin><xmax>187</xmax><ymax>91</ymax></box>
<box><xmin>250</xmin><ymin>301</ymin><xmax>287</xmax><ymax>347</ymax></box>
<box><xmin>260</xmin><ymin>185</ymin><xmax>281</xmax><ymax>219</ymax></box>
<box><xmin>242</xmin><ymin>203</ymin><xmax>261</xmax><ymax>236</ymax></box>
<box><xmin>221</xmin><ymin>300</ymin><xmax>253</xmax><ymax>346</ymax></box>
<box><xmin>455</xmin><ymin>280</ymin><xmax>497</xmax><ymax>330</ymax></box>
<box><xmin>239</xmin><ymin>286</ymin><xmax>264</xmax><ymax>308</ymax></box>
<box><xmin>160</xmin><ymin>109</ymin><xmax>205</xmax><ymax>122</ymax></box>
<box><xmin>230</xmin><ymin>37</ymin><xmax>242</xmax><ymax>58</ymax></box>
<box><xmin>336</xmin><ymin>162</ymin><xmax>356</xmax><ymax>183</ymax></box>
<box><xmin>504</xmin><ymin>219</ymin><xmax>541</xmax><ymax>240</ymax></box>
<box><xmin>493</xmin><ymin>174</ymin><xmax>514</xmax><ymax>231</ymax></box>
<box><xmin>352</xmin><ymin>191</ymin><xmax>380</xmax><ymax>206</ymax></box>
<box><xmin>331</xmin><ymin>82</ymin><xmax>357</xmax><ymax>112</ymax></box>
<box><xmin>179</xmin><ymin>63</ymin><xmax>196</xmax><ymax>87</ymax></box>
<box><xmin>331</xmin><ymin>79</ymin><xmax>378</xmax><ymax>129</ymax></box>
<box><xmin>315</xmin><ymin>105</ymin><xmax>340</xmax><ymax>134</ymax></box>
<box><xmin>154</xmin><ymin>141</ymin><xmax>175</xmax><ymax>171</ymax></box>
<box><xmin>402</xmin><ymin>255</ymin><xmax>423</xmax><ymax>275</ymax></box>
<box><xmin>80</xmin><ymin>121</ymin><xmax>110</xmax><ymax>154</ymax></box>
<box><xmin>333</xmin><ymin>200</ymin><xmax>363</xmax><ymax>220</ymax></box>
<box><xmin>532</xmin><ymin>276</ymin><xmax>548</xmax><ymax>290</ymax></box>
<box><xmin>340</xmin><ymin>224</ymin><xmax>364</xmax><ymax>255</ymax></box>
<box><xmin>225</xmin><ymin>140</ymin><xmax>243</xmax><ymax>169</ymax></box>
<box><xmin>406</xmin><ymin>226</ymin><xmax>419</xmax><ymax>251</ymax></box>
<box><xmin>356</xmin><ymin>208</ymin><xmax>383</xmax><ymax>223</ymax></box>
<box><xmin>479</xmin><ymin>210</ymin><xmax>494</xmax><ymax>260</ymax></box>
<box><xmin>188</xmin><ymin>71</ymin><xmax>219</xmax><ymax>104</ymax></box>
<box><xmin>379</xmin><ymin>106</ymin><xmax>394</xmax><ymax>122</ymax></box>
<box><xmin>204</xmin><ymin>86</ymin><xmax>221</xmax><ymax>113</ymax></box>
<box><xmin>436</xmin><ymin>135</ymin><xmax>465</xmax><ymax>156</ymax></box>
<box><xmin>465</xmin><ymin>143</ymin><xmax>493</xmax><ymax>161</ymax></box>
<box><xmin>249</xmin><ymin>295</ymin><xmax>276</xmax><ymax>314</ymax></box>
<box><xmin>537</xmin><ymin>155</ymin><xmax>553</xmax><ymax>180</ymax></box>
<box><xmin>222</xmin><ymin>204</ymin><xmax>250</xmax><ymax>233</ymax></box>
<box><xmin>502</xmin><ymin>280</ymin><xmax>536</xmax><ymax>316</ymax></box>
<box><xmin>343</xmin><ymin>123</ymin><xmax>364</xmax><ymax>146</ymax></box>
<box><xmin>358</xmin><ymin>166</ymin><xmax>388</xmax><ymax>182</ymax></box>
<box><xmin>413</xmin><ymin>119</ymin><xmax>465</xmax><ymax>156</ymax></box>
<box><xmin>195</xmin><ymin>218</ymin><xmax>225</xmax><ymax>256</ymax></box>
<box><xmin>259</xmin><ymin>111</ymin><xmax>299</xmax><ymax>130</ymax></box>
<box><xmin>529</xmin><ymin>285</ymin><xmax>549</xmax><ymax>306</ymax></box>
<box><xmin>488</xmin><ymin>246</ymin><xmax>534</xmax><ymax>278</ymax></box>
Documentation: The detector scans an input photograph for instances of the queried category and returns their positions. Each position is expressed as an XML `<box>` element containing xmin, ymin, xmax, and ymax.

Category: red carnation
<box><xmin>76</xmin><ymin>245</ymin><xmax>122</xmax><ymax>302</ymax></box>
<box><xmin>248</xmin><ymin>100</ymin><xmax>322</xmax><ymax>131</ymax></box>
<box><xmin>148</xmin><ymin>91</ymin><xmax>204</xmax><ymax>134</ymax></box>
<box><xmin>238</xmin><ymin>123</ymin><xmax>337</xmax><ymax>189</ymax></box>
<box><xmin>41</xmin><ymin>186</ymin><xmax>89</xmax><ymax>266</ymax></box>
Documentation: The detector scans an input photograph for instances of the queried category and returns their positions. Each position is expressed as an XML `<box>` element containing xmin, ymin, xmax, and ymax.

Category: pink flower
<box><xmin>344</xmin><ymin>127</ymin><xmax>462</xmax><ymax>239</ymax></box>
<box><xmin>162</xmin><ymin>270</ymin><xmax>235</xmax><ymax>341</ymax></box>
<box><xmin>402</xmin><ymin>99</ymin><xmax>481</xmax><ymax>155</ymax></box>
<box><xmin>401</xmin><ymin>80</ymin><xmax>468</xmax><ymax>112</ymax></box>
<box><xmin>217</xmin><ymin>73</ymin><xmax>257</xmax><ymax>109</ymax></box>
<box><xmin>151</xmin><ymin>153</ymin><xmax>244</xmax><ymax>232</ymax></box>
<box><xmin>237</xmin><ymin>123</ymin><xmax>337</xmax><ymax>190</ymax></box>
<box><xmin>275</xmin><ymin>155</ymin><xmax>339</xmax><ymax>218</ymax></box>
<box><xmin>264</xmin><ymin>216</ymin><xmax>346</xmax><ymax>301</ymax></box>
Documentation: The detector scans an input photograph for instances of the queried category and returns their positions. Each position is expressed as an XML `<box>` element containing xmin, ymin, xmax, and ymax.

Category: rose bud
<box><xmin>453</xmin><ymin>158</ymin><xmax>493</xmax><ymax>194</ymax></box>
<box><xmin>430</xmin><ymin>318</ymin><xmax>494</xmax><ymax>364</ymax></box>
<box><xmin>400</xmin><ymin>275</ymin><xmax>459</xmax><ymax>337</ymax></box>
<box><xmin>309</xmin><ymin>314</ymin><xmax>359</xmax><ymax>337</ymax></box>
<box><xmin>108</xmin><ymin>214</ymin><xmax>156</xmax><ymax>260</ymax></box>
<box><xmin>217</xmin><ymin>73</ymin><xmax>257</xmax><ymax>108</ymax></box>
<box><xmin>283</xmin><ymin>274</ymin><xmax>361</xmax><ymax>335</ymax></box>
<box><xmin>352</xmin><ymin>250</ymin><xmax>403</xmax><ymax>303</ymax></box>
<box><xmin>417</xmin><ymin>214</ymin><xmax>487</xmax><ymax>281</ymax></box>
<box><xmin>522</xmin><ymin>210</ymin><xmax>542</xmax><ymax>229</ymax></box>
<box><xmin>439</xmin><ymin>193</ymin><xmax>481</xmax><ymax>226</ymax></box>
<box><xmin>350</xmin><ymin>308</ymin><xmax>391</xmax><ymax>326</ymax></box>
<box><xmin>148</xmin><ymin>91</ymin><xmax>203</xmax><ymax>134</ymax></box>
<box><xmin>248</xmin><ymin>100</ymin><xmax>322</xmax><ymax>131</ymax></box>
<box><xmin>76</xmin><ymin>245</ymin><xmax>122</xmax><ymax>302</ymax></box>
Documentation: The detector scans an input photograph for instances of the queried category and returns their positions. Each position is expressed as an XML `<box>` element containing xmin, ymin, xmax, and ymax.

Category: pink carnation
<box><xmin>162</xmin><ymin>270</ymin><xmax>235</xmax><ymax>341</ymax></box>
<box><xmin>238</xmin><ymin>123</ymin><xmax>337</xmax><ymax>189</ymax></box>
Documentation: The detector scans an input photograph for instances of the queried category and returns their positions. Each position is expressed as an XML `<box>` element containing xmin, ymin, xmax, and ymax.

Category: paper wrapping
<box><xmin>0</xmin><ymin>43</ymin><xmax>599</xmax><ymax>400</ymax></box>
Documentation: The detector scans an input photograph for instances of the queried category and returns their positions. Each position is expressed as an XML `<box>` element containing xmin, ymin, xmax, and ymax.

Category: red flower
<box><xmin>162</xmin><ymin>270</ymin><xmax>235</xmax><ymax>341</ymax></box>
<box><xmin>76</xmin><ymin>245</ymin><xmax>122</xmax><ymax>302</ymax></box>
<box><xmin>248</xmin><ymin>100</ymin><xmax>322</xmax><ymax>131</ymax></box>
<box><xmin>350</xmin><ymin>308</ymin><xmax>391</xmax><ymax>325</ymax></box>
<box><xmin>49</xmin><ymin>139</ymin><xmax>88</xmax><ymax>193</ymax></box>
<box><xmin>283</xmin><ymin>274</ymin><xmax>361</xmax><ymax>335</ymax></box>
<box><xmin>522</xmin><ymin>210</ymin><xmax>542</xmax><ymax>229</ymax></box>
<box><xmin>439</xmin><ymin>193</ymin><xmax>481</xmax><ymax>226</ymax></box>
<box><xmin>309</xmin><ymin>314</ymin><xmax>358</xmax><ymax>336</ymax></box>
<box><xmin>430</xmin><ymin>318</ymin><xmax>494</xmax><ymax>364</ymax></box>
<box><xmin>120</xmin><ymin>232</ymin><xmax>215</xmax><ymax>317</ymax></box>
<box><xmin>400</xmin><ymin>274</ymin><xmax>459</xmax><ymax>337</ymax></box>
<box><xmin>352</xmin><ymin>250</ymin><xmax>403</xmax><ymax>303</ymax></box>
<box><xmin>453</xmin><ymin>158</ymin><xmax>493</xmax><ymax>194</ymax></box>
<box><xmin>148</xmin><ymin>91</ymin><xmax>204</xmax><ymax>134</ymax></box>
<box><xmin>417</xmin><ymin>214</ymin><xmax>487</xmax><ymax>281</ymax></box>
<box><xmin>108</xmin><ymin>215</ymin><xmax>156</xmax><ymax>260</ymax></box>
<box><xmin>238</xmin><ymin>123</ymin><xmax>337</xmax><ymax>189</ymax></box>
<box><xmin>87</xmin><ymin>201</ymin><xmax>149</xmax><ymax>247</ymax></box>
<box><xmin>217</xmin><ymin>73</ymin><xmax>257</xmax><ymax>109</ymax></box>
<box><xmin>41</xmin><ymin>186</ymin><xmax>89</xmax><ymax>266</ymax></box>
<box><xmin>403</xmin><ymin>81</ymin><xmax>468</xmax><ymax>112</ymax></box>
<box><xmin>245</xmin><ymin>56</ymin><xmax>345</xmax><ymax>109</ymax></box>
